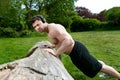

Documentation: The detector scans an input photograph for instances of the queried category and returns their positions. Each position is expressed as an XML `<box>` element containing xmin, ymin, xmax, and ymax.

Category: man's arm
<box><xmin>44</xmin><ymin>37</ymin><xmax>73</xmax><ymax>56</ymax></box>
<box><xmin>55</xmin><ymin>37</ymin><xmax>73</xmax><ymax>56</ymax></box>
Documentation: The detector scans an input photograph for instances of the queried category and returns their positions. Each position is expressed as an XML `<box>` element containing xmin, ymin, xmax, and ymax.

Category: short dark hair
<box><xmin>30</xmin><ymin>15</ymin><xmax>46</xmax><ymax>24</ymax></box>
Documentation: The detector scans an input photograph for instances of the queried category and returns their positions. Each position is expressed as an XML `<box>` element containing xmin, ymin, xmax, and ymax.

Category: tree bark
<box><xmin>0</xmin><ymin>41</ymin><xmax>74</xmax><ymax>80</ymax></box>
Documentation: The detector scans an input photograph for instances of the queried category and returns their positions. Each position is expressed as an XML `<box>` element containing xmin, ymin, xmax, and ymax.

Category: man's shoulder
<box><xmin>49</xmin><ymin>23</ymin><xmax>61</xmax><ymax>26</ymax></box>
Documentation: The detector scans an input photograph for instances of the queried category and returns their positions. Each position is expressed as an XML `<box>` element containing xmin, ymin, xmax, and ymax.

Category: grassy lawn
<box><xmin>0</xmin><ymin>31</ymin><xmax>120</xmax><ymax>80</ymax></box>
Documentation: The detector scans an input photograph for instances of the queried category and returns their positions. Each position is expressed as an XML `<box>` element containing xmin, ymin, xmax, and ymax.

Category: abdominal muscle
<box><xmin>55</xmin><ymin>39</ymin><xmax>75</xmax><ymax>55</ymax></box>
<box><xmin>64</xmin><ymin>40</ymin><xmax>75</xmax><ymax>55</ymax></box>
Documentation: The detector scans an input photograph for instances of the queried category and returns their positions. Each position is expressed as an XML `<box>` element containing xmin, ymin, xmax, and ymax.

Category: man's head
<box><xmin>30</xmin><ymin>15</ymin><xmax>47</xmax><ymax>33</ymax></box>
<box><xmin>30</xmin><ymin>15</ymin><xmax>46</xmax><ymax>24</ymax></box>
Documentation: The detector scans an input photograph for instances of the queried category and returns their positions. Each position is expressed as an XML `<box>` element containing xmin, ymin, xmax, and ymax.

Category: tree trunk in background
<box><xmin>0</xmin><ymin>41</ymin><xmax>74</xmax><ymax>80</ymax></box>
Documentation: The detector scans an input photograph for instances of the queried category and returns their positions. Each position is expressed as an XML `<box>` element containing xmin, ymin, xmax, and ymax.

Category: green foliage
<box><xmin>104</xmin><ymin>7</ymin><xmax>120</xmax><ymax>25</ymax></box>
<box><xmin>83</xmin><ymin>18</ymin><xmax>101</xmax><ymax>30</ymax></box>
<box><xmin>70</xmin><ymin>15</ymin><xmax>101</xmax><ymax>32</ymax></box>
<box><xmin>0</xmin><ymin>27</ymin><xmax>19</xmax><ymax>37</ymax></box>
<box><xmin>0</xmin><ymin>27</ymin><xmax>33</xmax><ymax>38</ymax></box>
<box><xmin>98</xmin><ymin>21</ymin><xmax>120</xmax><ymax>31</ymax></box>
<box><xmin>0</xmin><ymin>27</ymin><xmax>3</xmax><ymax>36</ymax></box>
<box><xmin>45</xmin><ymin>0</ymin><xmax>76</xmax><ymax>29</ymax></box>
<box><xmin>0</xmin><ymin>0</ymin><xmax>23</xmax><ymax>28</ymax></box>
<box><xmin>70</xmin><ymin>15</ymin><xmax>83</xmax><ymax>32</ymax></box>
<box><xmin>0</xmin><ymin>0</ymin><xmax>10</xmax><ymax>16</ymax></box>
<box><xmin>19</xmin><ymin>30</ymin><xmax>31</xmax><ymax>37</ymax></box>
<box><xmin>0</xmin><ymin>0</ymin><xmax>78</xmax><ymax>37</ymax></box>
<box><xmin>1</xmin><ymin>0</ymin><xmax>120</xmax><ymax>37</ymax></box>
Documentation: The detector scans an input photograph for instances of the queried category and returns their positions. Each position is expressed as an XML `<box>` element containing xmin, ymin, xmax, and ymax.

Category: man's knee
<box><xmin>98</xmin><ymin>60</ymin><xmax>107</xmax><ymax>71</ymax></box>
<box><xmin>98</xmin><ymin>60</ymin><xmax>105</xmax><ymax>65</ymax></box>
<box><xmin>98</xmin><ymin>60</ymin><xmax>113</xmax><ymax>72</ymax></box>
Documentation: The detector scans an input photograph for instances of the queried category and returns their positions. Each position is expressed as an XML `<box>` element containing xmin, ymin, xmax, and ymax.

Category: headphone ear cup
<box><xmin>42</xmin><ymin>18</ymin><xmax>46</xmax><ymax>23</ymax></box>
<box><xmin>36</xmin><ymin>15</ymin><xmax>46</xmax><ymax>23</ymax></box>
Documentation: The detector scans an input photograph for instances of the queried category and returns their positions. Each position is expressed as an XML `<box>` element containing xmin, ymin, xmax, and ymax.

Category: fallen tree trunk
<box><xmin>0</xmin><ymin>41</ymin><xmax>74</xmax><ymax>80</ymax></box>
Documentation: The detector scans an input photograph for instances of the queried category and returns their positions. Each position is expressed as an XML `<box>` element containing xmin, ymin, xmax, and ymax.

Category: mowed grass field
<box><xmin>0</xmin><ymin>31</ymin><xmax>120</xmax><ymax>80</ymax></box>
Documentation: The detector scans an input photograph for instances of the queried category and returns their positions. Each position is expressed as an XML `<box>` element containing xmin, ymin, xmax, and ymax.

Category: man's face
<box><xmin>32</xmin><ymin>20</ymin><xmax>44</xmax><ymax>33</ymax></box>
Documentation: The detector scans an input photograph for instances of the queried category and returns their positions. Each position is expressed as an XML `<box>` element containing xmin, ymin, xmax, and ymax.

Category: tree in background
<box><xmin>0</xmin><ymin>0</ymin><xmax>11</xmax><ymax>27</ymax></box>
<box><xmin>14</xmin><ymin>0</ymin><xmax>78</xmax><ymax>29</ymax></box>
<box><xmin>95</xmin><ymin>10</ymin><xmax>106</xmax><ymax>22</ymax></box>
<box><xmin>1</xmin><ymin>0</ymin><xmax>120</xmax><ymax>37</ymax></box>
<box><xmin>0</xmin><ymin>0</ymin><xmax>78</xmax><ymax>37</ymax></box>
<box><xmin>0</xmin><ymin>0</ymin><xmax>10</xmax><ymax>16</ymax></box>
<box><xmin>44</xmin><ymin>0</ymin><xmax>77</xmax><ymax>29</ymax></box>
<box><xmin>75</xmin><ymin>7</ymin><xmax>92</xmax><ymax>18</ymax></box>
<box><xmin>75</xmin><ymin>7</ymin><xmax>106</xmax><ymax>22</ymax></box>
<box><xmin>104</xmin><ymin>7</ymin><xmax>120</xmax><ymax>25</ymax></box>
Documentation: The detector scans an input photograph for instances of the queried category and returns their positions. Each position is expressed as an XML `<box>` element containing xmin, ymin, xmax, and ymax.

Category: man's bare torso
<box><xmin>47</xmin><ymin>23</ymin><xmax>74</xmax><ymax>55</ymax></box>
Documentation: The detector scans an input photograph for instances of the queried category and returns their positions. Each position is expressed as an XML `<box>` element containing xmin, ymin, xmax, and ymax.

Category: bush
<box><xmin>0</xmin><ymin>27</ymin><xmax>42</xmax><ymax>37</ymax></box>
<box><xmin>0</xmin><ymin>27</ymin><xmax>3</xmax><ymax>36</ymax></box>
<box><xmin>19</xmin><ymin>30</ymin><xmax>31</xmax><ymax>37</ymax></box>
<box><xmin>83</xmin><ymin>18</ymin><xmax>101</xmax><ymax>31</ymax></box>
<box><xmin>1</xmin><ymin>27</ymin><xmax>19</xmax><ymax>37</ymax></box>
<box><xmin>70</xmin><ymin>15</ymin><xmax>83</xmax><ymax>32</ymax></box>
<box><xmin>70</xmin><ymin>16</ymin><xmax>101</xmax><ymax>32</ymax></box>
<box><xmin>99</xmin><ymin>22</ymin><xmax>120</xmax><ymax>30</ymax></box>
<box><xmin>104</xmin><ymin>7</ymin><xmax>120</xmax><ymax>25</ymax></box>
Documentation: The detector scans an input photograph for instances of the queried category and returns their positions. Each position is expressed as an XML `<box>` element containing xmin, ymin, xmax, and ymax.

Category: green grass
<box><xmin>0</xmin><ymin>31</ymin><xmax>120</xmax><ymax>80</ymax></box>
<box><xmin>0</xmin><ymin>36</ymin><xmax>48</xmax><ymax>64</ymax></box>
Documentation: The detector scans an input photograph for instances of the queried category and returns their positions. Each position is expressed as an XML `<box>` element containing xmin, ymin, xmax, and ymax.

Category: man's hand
<box><xmin>44</xmin><ymin>48</ymin><xmax>57</xmax><ymax>56</ymax></box>
<box><xmin>44</xmin><ymin>44</ymin><xmax>55</xmax><ymax>49</ymax></box>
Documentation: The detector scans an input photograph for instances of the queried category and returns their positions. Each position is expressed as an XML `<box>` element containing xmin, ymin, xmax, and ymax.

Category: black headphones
<box><xmin>36</xmin><ymin>15</ymin><xmax>46</xmax><ymax>23</ymax></box>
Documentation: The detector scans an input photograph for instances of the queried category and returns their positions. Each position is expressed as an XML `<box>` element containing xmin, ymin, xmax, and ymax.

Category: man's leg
<box><xmin>98</xmin><ymin>60</ymin><xmax>120</xmax><ymax>79</ymax></box>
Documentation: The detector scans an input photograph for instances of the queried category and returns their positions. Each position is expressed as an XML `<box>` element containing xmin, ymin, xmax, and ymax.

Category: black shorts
<box><xmin>69</xmin><ymin>41</ymin><xmax>102</xmax><ymax>78</ymax></box>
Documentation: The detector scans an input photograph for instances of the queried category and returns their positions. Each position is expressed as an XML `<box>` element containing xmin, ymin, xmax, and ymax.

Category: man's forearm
<box><xmin>55</xmin><ymin>38</ymin><xmax>72</xmax><ymax>56</ymax></box>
